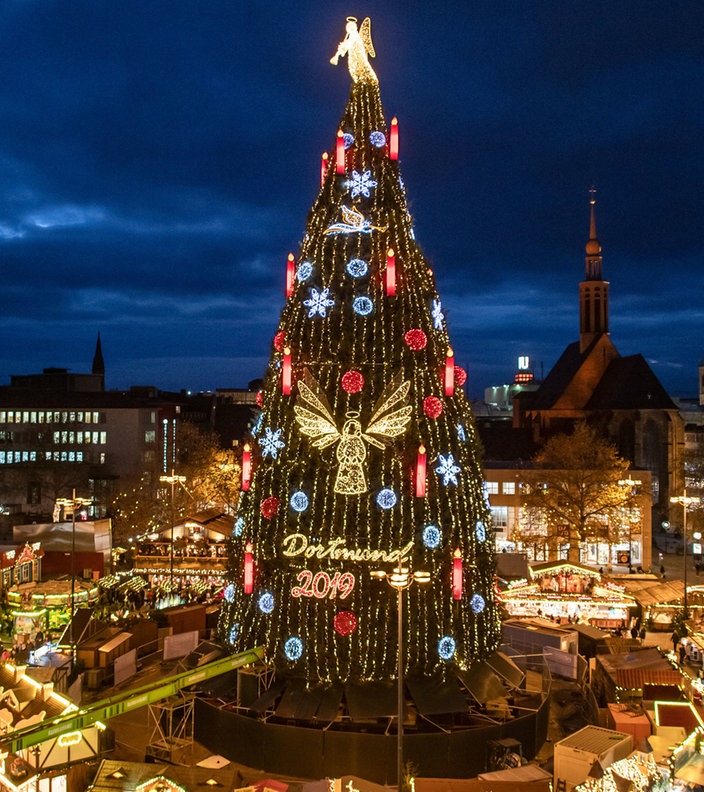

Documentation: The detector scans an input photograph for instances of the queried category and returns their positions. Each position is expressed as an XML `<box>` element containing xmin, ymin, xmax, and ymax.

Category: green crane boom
<box><xmin>0</xmin><ymin>646</ymin><xmax>264</xmax><ymax>755</ymax></box>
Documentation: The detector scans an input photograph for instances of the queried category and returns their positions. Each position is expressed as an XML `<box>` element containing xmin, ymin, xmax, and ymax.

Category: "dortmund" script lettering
<box><xmin>282</xmin><ymin>533</ymin><xmax>414</xmax><ymax>564</ymax></box>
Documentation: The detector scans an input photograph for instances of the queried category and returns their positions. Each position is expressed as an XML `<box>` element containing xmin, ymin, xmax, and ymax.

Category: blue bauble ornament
<box><xmin>438</xmin><ymin>636</ymin><xmax>456</xmax><ymax>660</ymax></box>
<box><xmin>284</xmin><ymin>636</ymin><xmax>303</xmax><ymax>661</ymax></box>
<box><xmin>376</xmin><ymin>488</ymin><xmax>397</xmax><ymax>510</ymax></box>
<box><xmin>422</xmin><ymin>525</ymin><xmax>441</xmax><ymax>549</ymax></box>
<box><xmin>353</xmin><ymin>296</ymin><xmax>374</xmax><ymax>316</ymax></box>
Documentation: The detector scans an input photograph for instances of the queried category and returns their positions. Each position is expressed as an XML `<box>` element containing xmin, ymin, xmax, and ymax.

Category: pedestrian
<box><xmin>630</xmin><ymin>624</ymin><xmax>639</xmax><ymax>640</ymax></box>
<box><xmin>679</xmin><ymin>644</ymin><xmax>687</xmax><ymax>665</ymax></box>
<box><xmin>639</xmin><ymin>626</ymin><xmax>646</xmax><ymax>641</ymax></box>
<box><xmin>696</xmin><ymin>562</ymin><xmax>701</xmax><ymax>576</ymax></box>
<box><xmin>672</xmin><ymin>631</ymin><xmax>680</xmax><ymax>651</ymax></box>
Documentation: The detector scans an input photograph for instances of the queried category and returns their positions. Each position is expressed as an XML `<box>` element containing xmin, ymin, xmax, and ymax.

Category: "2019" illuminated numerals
<box><xmin>291</xmin><ymin>570</ymin><xmax>355</xmax><ymax>599</ymax></box>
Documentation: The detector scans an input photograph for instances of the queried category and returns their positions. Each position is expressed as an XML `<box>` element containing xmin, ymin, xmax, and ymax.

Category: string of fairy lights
<box><xmin>218</xmin><ymin>77</ymin><xmax>501</xmax><ymax>683</ymax></box>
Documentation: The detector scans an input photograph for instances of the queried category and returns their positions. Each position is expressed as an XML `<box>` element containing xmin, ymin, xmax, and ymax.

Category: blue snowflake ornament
<box><xmin>475</xmin><ymin>521</ymin><xmax>486</xmax><ymax>543</ymax></box>
<box><xmin>258</xmin><ymin>592</ymin><xmax>275</xmax><ymax>614</ymax></box>
<box><xmin>435</xmin><ymin>454</ymin><xmax>461</xmax><ymax>486</ymax></box>
<box><xmin>346</xmin><ymin>258</ymin><xmax>369</xmax><ymax>278</ymax></box>
<box><xmin>223</xmin><ymin>584</ymin><xmax>235</xmax><ymax>603</ymax></box>
<box><xmin>303</xmin><ymin>287</ymin><xmax>335</xmax><ymax>318</ymax></box>
<box><xmin>353</xmin><ymin>296</ymin><xmax>373</xmax><ymax>316</ymax></box>
<box><xmin>290</xmin><ymin>490</ymin><xmax>309</xmax><ymax>512</ymax></box>
<box><xmin>369</xmin><ymin>131</ymin><xmax>386</xmax><ymax>148</ymax></box>
<box><xmin>423</xmin><ymin>525</ymin><xmax>441</xmax><ymax>549</ymax></box>
<box><xmin>229</xmin><ymin>623</ymin><xmax>239</xmax><ymax>643</ymax></box>
<box><xmin>471</xmin><ymin>594</ymin><xmax>486</xmax><ymax>614</ymax></box>
<box><xmin>344</xmin><ymin>170</ymin><xmax>377</xmax><ymax>199</ymax></box>
<box><xmin>457</xmin><ymin>424</ymin><xmax>466</xmax><ymax>442</ymax></box>
<box><xmin>260</xmin><ymin>427</ymin><xmax>286</xmax><ymax>459</ymax></box>
<box><xmin>296</xmin><ymin>261</ymin><xmax>313</xmax><ymax>281</ymax></box>
<box><xmin>234</xmin><ymin>517</ymin><xmax>244</xmax><ymax>536</ymax></box>
<box><xmin>438</xmin><ymin>636</ymin><xmax>456</xmax><ymax>660</ymax></box>
<box><xmin>284</xmin><ymin>636</ymin><xmax>303</xmax><ymax>661</ymax></box>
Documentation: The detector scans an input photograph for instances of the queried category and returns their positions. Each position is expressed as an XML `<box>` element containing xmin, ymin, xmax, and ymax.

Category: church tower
<box><xmin>579</xmin><ymin>190</ymin><xmax>609</xmax><ymax>353</ymax></box>
<box><xmin>92</xmin><ymin>332</ymin><xmax>105</xmax><ymax>390</ymax></box>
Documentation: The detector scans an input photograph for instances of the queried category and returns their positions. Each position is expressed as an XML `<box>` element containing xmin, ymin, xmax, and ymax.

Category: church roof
<box><xmin>528</xmin><ymin>340</ymin><xmax>588</xmax><ymax>409</ymax></box>
<box><xmin>587</xmin><ymin>354</ymin><xmax>677</xmax><ymax>410</ymax></box>
<box><xmin>528</xmin><ymin>339</ymin><xmax>676</xmax><ymax>413</ymax></box>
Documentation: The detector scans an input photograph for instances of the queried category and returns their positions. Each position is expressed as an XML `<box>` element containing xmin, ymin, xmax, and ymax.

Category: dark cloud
<box><xmin>0</xmin><ymin>0</ymin><xmax>702</xmax><ymax>397</ymax></box>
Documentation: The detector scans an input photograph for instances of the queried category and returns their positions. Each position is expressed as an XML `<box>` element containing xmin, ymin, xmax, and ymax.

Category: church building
<box><xmin>512</xmin><ymin>194</ymin><xmax>684</xmax><ymax>526</ymax></box>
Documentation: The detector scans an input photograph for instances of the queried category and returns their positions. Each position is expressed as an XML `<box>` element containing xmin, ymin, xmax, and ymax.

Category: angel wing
<box><xmin>363</xmin><ymin>374</ymin><xmax>412</xmax><ymax>448</ymax></box>
<box><xmin>294</xmin><ymin>374</ymin><xmax>341</xmax><ymax>449</ymax></box>
<box><xmin>359</xmin><ymin>18</ymin><xmax>375</xmax><ymax>59</ymax></box>
<box><xmin>340</xmin><ymin>204</ymin><xmax>365</xmax><ymax>227</ymax></box>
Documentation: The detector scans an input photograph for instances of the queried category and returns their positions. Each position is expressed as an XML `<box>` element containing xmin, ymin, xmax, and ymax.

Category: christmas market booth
<box><xmin>501</xmin><ymin>561</ymin><xmax>637</xmax><ymax>628</ymax></box>
<box><xmin>132</xmin><ymin>507</ymin><xmax>231</xmax><ymax>600</ymax></box>
<box><xmin>610</xmin><ymin>575</ymin><xmax>685</xmax><ymax>632</ymax></box>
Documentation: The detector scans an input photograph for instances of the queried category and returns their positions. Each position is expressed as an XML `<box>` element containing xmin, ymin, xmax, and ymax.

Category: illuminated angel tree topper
<box><xmin>219</xmin><ymin>16</ymin><xmax>501</xmax><ymax>684</ymax></box>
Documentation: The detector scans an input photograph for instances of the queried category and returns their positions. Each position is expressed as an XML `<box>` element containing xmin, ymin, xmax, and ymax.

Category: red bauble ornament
<box><xmin>455</xmin><ymin>366</ymin><xmax>467</xmax><ymax>387</ymax></box>
<box><xmin>404</xmin><ymin>328</ymin><xmax>427</xmax><ymax>351</ymax></box>
<box><xmin>334</xmin><ymin>610</ymin><xmax>358</xmax><ymax>636</ymax></box>
<box><xmin>260</xmin><ymin>496</ymin><xmax>280</xmax><ymax>520</ymax></box>
<box><xmin>273</xmin><ymin>331</ymin><xmax>286</xmax><ymax>352</ymax></box>
<box><xmin>341</xmin><ymin>370</ymin><xmax>365</xmax><ymax>394</ymax></box>
<box><xmin>256</xmin><ymin>391</ymin><xmax>263</xmax><ymax>407</ymax></box>
<box><xmin>423</xmin><ymin>395</ymin><xmax>443</xmax><ymax>419</ymax></box>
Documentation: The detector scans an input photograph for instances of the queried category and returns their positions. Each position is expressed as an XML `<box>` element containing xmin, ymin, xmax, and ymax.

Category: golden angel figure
<box><xmin>330</xmin><ymin>17</ymin><xmax>377</xmax><ymax>84</ymax></box>
<box><xmin>294</xmin><ymin>371</ymin><xmax>412</xmax><ymax>495</ymax></box>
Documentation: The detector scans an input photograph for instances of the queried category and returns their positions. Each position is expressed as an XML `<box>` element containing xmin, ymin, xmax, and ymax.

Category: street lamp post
<box><xmin>55</xmin><ymin>489</ymin><xmax>92</xmax><ymax>669</ymax></box>
<box><xmin>670</xmin><ymin>489</ymin><xmax>701</xmax><ymax>618</ymax></box>
<box><xmin>159</xmin><ymin>469</ymin><xmax>186</xmax><ymax>596</ymax></box>
<box><xmin>372</xmin><ymin>562</ymin><xmax>430</xmax><ymax>791</ymax></box>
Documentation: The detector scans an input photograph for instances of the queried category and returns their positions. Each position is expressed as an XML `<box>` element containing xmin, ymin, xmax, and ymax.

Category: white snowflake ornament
<box><xmin>344</xmin><ymin>169</ymin><xmax>377</xmax><ymax>198</ymax></box>
<box><xmin>303</xmin><ymin>287</ymin><xmax>335</xmax><ymax>318</ymax></box>
<box><xmin>260</xmin><ymin>427</ymin><xmax>286</xmax><ymax>459</ymax></box>
<box><xmin>435</xmin><ymin>453</ymin><xmax>461</xmax><ymax>486</ymax></box>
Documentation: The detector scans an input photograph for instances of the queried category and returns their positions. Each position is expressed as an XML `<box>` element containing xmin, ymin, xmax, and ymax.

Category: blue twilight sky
<box><xmin>1</xmin><ymin>1</ymin><xmax>702</xmax><ymax>399</ymax></box>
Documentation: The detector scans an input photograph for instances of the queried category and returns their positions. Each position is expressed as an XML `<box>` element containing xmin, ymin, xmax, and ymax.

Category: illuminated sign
<box><xmin>282</xmin><ymin>533</ymin><xmax>413</xmax><ymax>564</ymax></box>
<box><xmin>292</xmin><ymin>570</ymin><xmax>355</xmax><ymax>599</ymax></box>
<box><xmin>57</xmin><ymin>731</ymin><xmax>83</xmax><ymax>747</ymax></box>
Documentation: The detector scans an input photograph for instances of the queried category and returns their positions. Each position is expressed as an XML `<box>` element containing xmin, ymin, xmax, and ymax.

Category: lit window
<box><xmin>99</xmin><ymin>452</ymin><xmax>106</xmax><ymax>464</ymax></box>
<box><xmin>92</xmin><ymin>432</ymin><xmax>99</xmax><ymax>444</ymax></box>
<box><xmin>484</xmin><ymin>481</ymin><xmax>499</xmax><ymax>495</ymax></box>
<box><xmin>100</xmin><ymin>432</ymin><xmax>106</xmax><ymax>444</ymax></box>
<box><xmin>61</xmin><ymin>412</ymin><xmax>68</xmax><ymax>423</ymax></box>
<box><xmin>77</xmin><ymin>412</ymin><xmax>83</xmax><ymax>422</ymax></box>
<box><xmin>69</xmin><ymin>412</ymin><xmax>76</xmax><ymax>423</ymax></box>
<box><xmin>0</xmin><ymin>453</ymin><xmax>5</xmax><ymax>464</ymax></box>
<box><xmin>77</xmin><ymin>432</ymin><xmax>83</xmax><ymax>443</ymax></box>
<box><xmin>0</xmin><ymin>412</ymin><xmax>5</xmax><ymax>422</ymax></box>
<box><xmin>61</xmin><ymin>432</ymin><xmax>68</xmax><ymax>444</ymax></box>
<box><xmin>68</xmin><ymin>432</ymin><xmax>75</xmax><ymax>444</ymax></box>
<box><xmin>7</xmin><ymin>412</ymin><xmax>13</xmax><ymax>423</ymax></box>
<box><xmin>502</xmin><ymin>482</ymin><xmax>515</xmax><ymax>495</ymax></box>
<box><xmin>30</xmin><ymin>412</ymin><xmax>37</xmax><ymax>423</ymax></box>
<box><xmin>68</xmin><ymin>452</ymin><xmax>75</xmax><ymax>462</ymax></box>
<box><xmin>61</xmin><ymin>451</ymin><xmax>67</xmax><ymax>462</ymax></box>
<box><xmin>491</xmin><ymin>506</ymin><xmax>508</xmax><ymax>528</ymax></box>
<box><xmin>22</xmin><ymin>412</ymin><xmax>29</xmax><ymax>423</ymax></box>
<box><xmin>77</xmin><ymin>451</ymin><xmax>84</xmax><ymax>462</ymax></box>
<box><xmin>144</xmin><ymin>430</ymin><xmax>156</xmax><ymax>443</ymax></box>
<box><xmin>93</xmin><ymin>412</ymin><xmax>100</xmax><ymax>423</ymax></box>
<box><xmin>53</xmin><ymin>432</ymin><xmax>60</xmax><ymax>444</ymax></box>
<box><xmin>30</xmin><ymin>451</ymin><xmax>36</xmax><ymax>461</ymax></box>
<box><xmin>85</xmin><ymin>412</ymin><xmax>92</xmax><ymax>424</ymax></box>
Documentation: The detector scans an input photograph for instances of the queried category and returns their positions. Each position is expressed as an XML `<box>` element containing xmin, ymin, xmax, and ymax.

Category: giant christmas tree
<box><xmin>218</xmin><ymin>17</ymin><xmax>501</xmax><ymax>687</ymax></box>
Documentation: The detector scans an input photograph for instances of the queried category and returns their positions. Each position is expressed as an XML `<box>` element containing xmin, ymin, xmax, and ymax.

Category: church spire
<box><xmin>92</xmin><ymin>332</ymin><xmax>105</xmax><ymax>389</ymax></box>
<box><xmin>579</xmin><ymin>189</ymin><xmax>609</xmax><ymax>353</ymax></box>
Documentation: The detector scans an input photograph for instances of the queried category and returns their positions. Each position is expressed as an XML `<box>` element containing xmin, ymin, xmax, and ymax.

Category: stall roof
<box><xmin>618</xmin><ymin>579</ymin><xmax>684</xmax><ymax>605</ymax></box>
<box><xmin>97</xmin><ymin>632</ymin><xmax>132</xmax><ymax>654</ymax></box>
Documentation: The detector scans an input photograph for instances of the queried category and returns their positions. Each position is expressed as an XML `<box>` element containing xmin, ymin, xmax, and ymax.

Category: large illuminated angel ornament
<box><xmin>330</xmin><ymin>17</ymin><xmax>377</xmax><ymax>84</ymax></box>
<box><xmin>294</xmin><ymin>372</ymin><xmax>412</xmax><ymax>495</ymax></box>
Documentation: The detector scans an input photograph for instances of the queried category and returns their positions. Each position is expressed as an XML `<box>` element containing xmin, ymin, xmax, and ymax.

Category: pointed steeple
<box><xmin>579</xmin><ymin>189</ymin><xmax>609</xmax><ymax>353</ymax></box>
<box><xmin>92</xmin><ymin>332</ymin><xmax>105</xmax><ymax>389</ymax></box>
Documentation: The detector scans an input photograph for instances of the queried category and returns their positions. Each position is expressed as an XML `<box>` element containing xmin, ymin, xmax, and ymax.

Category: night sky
<box><xmin>1</xmin><ymin>1</ymin><xmax>702</xmax><ymax>399</ymax></box>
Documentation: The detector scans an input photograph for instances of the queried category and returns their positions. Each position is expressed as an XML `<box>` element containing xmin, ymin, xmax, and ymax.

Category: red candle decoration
<box><xmin>255</xmin><ymin>390</ymin><xmax>263</xmax><ymax>407</ymax></box>
<box><xmin>423</xmin><ymin>395</ymin><xmax>443</xmax><ymax>419</ymax></box>
<box><xmin>320</xmin><ymin>151</ymin><xmax>328</xmax><ymax>186</ymax></box>
<box><xmin>452</xmin><ymin>549</ymin><xmax>463</xmax><ymax>600</ymax></box>
<box><xmin>415</xmin><ymin>444</ymin><xmax>427</xmax><ymax>498</ymax></box>
<box><xmin>341</xmin><ymin>370</ymin><xmax>365</xmax><ymax>394</ymax></box>
<box><xmin>404</xmin><ymin>328</ymin><xmax>427</xmax><ymax>351</ymax></box>
<box><xmin>455</xmin><ymin>365</ymin><xmax>467</xmax><ymax>387</ymax></box>
<box><xmin>282</xmin><ymin>347</ymin><xmax>292</xmax><ymax>395</ymax></box>
<box><xmin>444</xmin><ymin>348</ymin><xmax>455</xmax><ymax>397</ymax></box>
<box><xmin>334</xmin><ymin>610</ymin><xmax>358</xmax><ymax>636</ymax></box>
<box><xmin>241</xmin><ymin>443</ymin><xmax>251</xmax><ymax>492</ymax></box>
<box><xmin>336</xmin><ymin>130</ymin><xmax>345</xmax><ymax>174</ymax></box>
<box><xmin>261</xmin><ymin>496</ymin><xmax>279</xmax><ymax>520</ymax></box>
<box><xmin>244</xmin><ymin>542</ymin><xmax>254</xmax><ymax>594</ymax></box>
<box><xmin>273</xmin><ymin>330</ymin><xmax>285</xmax><ymax>352</ymax></box>
<box><xmin>385</xmin><ymin>248</ymin><xmax>396</xmax><ymax>296</ymax></box>
<box><xmin>286</xmin><ymin>253</ymin><xmax>295</xmax><ymax>298</ymax></box>
<box><xmin>389</xmin><ymin>117</ymin><xmax>399</xmax><ymax>161</ymax></box>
